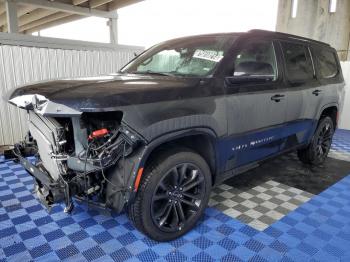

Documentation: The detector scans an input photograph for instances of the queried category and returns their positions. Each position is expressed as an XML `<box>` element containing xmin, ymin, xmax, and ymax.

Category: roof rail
<box><xmin>248</xmin><ymin>29</ymin><xmax>330</xmax><ymax>46</ymax></box>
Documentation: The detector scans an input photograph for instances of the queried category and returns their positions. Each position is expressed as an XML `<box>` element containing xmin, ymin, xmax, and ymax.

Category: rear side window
<box><xmin>281</xmin><ymin>42</ymin><xmax>314</xmax><ymax>82</ymax></box>
<box><xmin>313</xmin><ymin>47</ymin><xmax>338</xmax><ymax>79</ymax></box>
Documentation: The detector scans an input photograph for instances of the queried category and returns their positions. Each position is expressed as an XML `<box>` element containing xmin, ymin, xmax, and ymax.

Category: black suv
<box><xmin>7</xmin><ymin>30</ymin><xmax>344</xmax><ymax>241</ymax></box>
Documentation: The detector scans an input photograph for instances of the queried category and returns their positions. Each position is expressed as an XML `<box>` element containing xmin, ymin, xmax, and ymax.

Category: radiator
<box><xmin>28</xmin><ymin>111</ymin><xmax>66</xmax><ymax>181</ymax></box>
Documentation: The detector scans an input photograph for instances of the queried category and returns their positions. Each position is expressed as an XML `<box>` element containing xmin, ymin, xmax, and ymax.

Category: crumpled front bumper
<box><xmin>10</xmin><ymin>145</ymin><xmax>66</xmax><ymax>210</ymax></box>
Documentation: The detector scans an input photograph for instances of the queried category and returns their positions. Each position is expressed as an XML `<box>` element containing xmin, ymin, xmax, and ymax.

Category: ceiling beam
<box><xmin>0</xmin><ymin>3</ymin><xmax>5</xmax><ymax>14</ymax></box>
<box><xmin>89</xmin><ymin>0</ymin><xmax>113</xmax><ymax>9</ymax></box>
<box><xmin>108</xmin><ymin>0</ymin><xmax>143</xmax><ymax>11</ymax></box>
<box><xmin>72</xmin><ymin>0</ymin><xmax>88</xmax><ymax>6</ymax></box>
<box><xmin>19</xmin><ymin>8</ymin><xmax>55</xmax><ymax>26</ymax></box>
<box><xmin>24</xmin><ymin>14</ymin><xmax>82</xmax><ymax>33</ymax></box>
<box><xmin>3</xmin><ymin>0</ymin><xmax>118</xmax><ymax>18</ymax></box>
<box><xmin>0</xmin><ymin>4</ymin><xmax>34</xmax><ymax>26</ymax></box>
<box><xmin>19</xmin><ymin>11</ymin><xmax>70</xmax><ymax>31</ymax></box>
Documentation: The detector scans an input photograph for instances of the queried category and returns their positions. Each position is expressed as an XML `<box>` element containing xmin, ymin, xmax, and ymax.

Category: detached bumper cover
<box><xmin>17</xmin><ymin>154</ymin><xmax>53</xmax><ymax>186</ymax></box>
<box><xmin>12</xmin><ymin>146</ymin><xmax>65</xmax><ymax>209</ymax></box>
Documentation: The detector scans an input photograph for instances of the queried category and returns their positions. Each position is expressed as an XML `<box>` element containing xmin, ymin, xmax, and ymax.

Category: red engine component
<box><xmin>88</xmin><ymin>128</ymin><xmax>109</xmax><ymax>140</ymax></box>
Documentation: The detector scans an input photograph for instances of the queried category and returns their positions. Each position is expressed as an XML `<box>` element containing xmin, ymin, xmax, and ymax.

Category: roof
<box><xmin>158</xmin><ymin>30</ymin><xmax>331</xmax><ymax>48</ymax></box>
<box><xmin>248</xmin><ymin>29</ymin><xmax>331</xmax><ymax>47</ymax></box>
<box><xmin>158</xmin><ymin>32</ymin><xmax>243</xmax><ymax>44</ymax></box>
<box><xmin>0</xmin><ymin>0</ymin><xmax>142</xmax><ymax>34</ymax></box>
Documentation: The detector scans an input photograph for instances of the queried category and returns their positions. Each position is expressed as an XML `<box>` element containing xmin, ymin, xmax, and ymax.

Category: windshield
<box><xmin>121</xmin><ymin>35</ymin><xmax>235</xmax><ymax>77</ymax></box>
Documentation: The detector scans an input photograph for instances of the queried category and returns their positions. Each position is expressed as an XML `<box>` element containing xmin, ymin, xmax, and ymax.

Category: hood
<box><xmin>8</xmin><ymin>74</ymin><xmax>202</xmax><ymax>116</ymax></box>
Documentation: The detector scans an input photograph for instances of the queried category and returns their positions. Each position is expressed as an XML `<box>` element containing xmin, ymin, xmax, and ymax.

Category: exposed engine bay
<box><xmin>9</xmin><ymin>110</ymin><xmax>143</xmax><ymax>213</ymax></box>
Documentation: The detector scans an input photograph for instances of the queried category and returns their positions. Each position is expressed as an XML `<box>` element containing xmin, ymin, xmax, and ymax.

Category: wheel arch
<box><xmin>128</xmin><ymin>127</ymin><xmax>219</xmax><ymax>201</ymax></box>
<box><xmin>319</xmin><ymin>103</ymin><xmax>338</xmax><ymax>129</ymax></box>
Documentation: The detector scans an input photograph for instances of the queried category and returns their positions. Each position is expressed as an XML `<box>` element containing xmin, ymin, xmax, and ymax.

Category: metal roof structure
<box><xmin>0</xmin><ymin>0</ymin><xmax>142</xmax><ymax>38</ymax></box>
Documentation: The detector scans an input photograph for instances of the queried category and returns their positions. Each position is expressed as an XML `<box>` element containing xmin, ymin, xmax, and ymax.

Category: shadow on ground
<box><xmin>225</xmin><ymin>153</ymin><xmax>350</xmax><ymax>195</ymax></box>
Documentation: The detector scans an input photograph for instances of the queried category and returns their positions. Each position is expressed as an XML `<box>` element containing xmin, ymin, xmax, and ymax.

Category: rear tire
<box><xmin>297</xmin><ymin>116</ymin><xmax>334</xmax><ymax>165</ymax></box>
<box><xmin>127</xmin><ymin>148</ymin><xmax>212</xmax><ymax>241</ymax></box>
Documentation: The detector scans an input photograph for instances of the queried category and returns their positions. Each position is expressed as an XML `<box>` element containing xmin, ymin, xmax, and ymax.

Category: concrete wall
<box><xmin>0</xmin><ymin>33</ymin><xmax>143</xmax><ymax>146</ymax></box>
<box><xmin>339</xmin><ymin>61</ymin><xmax>350</xmax><ymax>130</ymax></box>
<box><xmin>276</xmin><ymin>0</ymin><xmax>350</xmax><ymax>130</ymax></box>
<box><xmin>276</xmin><ymin>0</ymin><xmax>350</xmax><ymax>61</ymax></box>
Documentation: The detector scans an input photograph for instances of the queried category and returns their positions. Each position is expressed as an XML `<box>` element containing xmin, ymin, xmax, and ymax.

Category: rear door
<box><xmin>223</xmin><ymin>38</ymin><xmax>287</xmax><ymax>170</ymax></box>
<box><xmin>278</xmin><ymin>41</ymin><xmax>321</xmax><ymax>151</ymax></box>
<box><xmin>311</xmin><ymin>45</ymin><xmax>343</xmax><ymax>118</ymax></box>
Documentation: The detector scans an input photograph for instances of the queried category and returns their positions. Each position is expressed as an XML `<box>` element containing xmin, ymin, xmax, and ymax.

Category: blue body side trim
<box><xmin>218</xmin><ymin>119</ymin><xmax>316</xmax><ymax>170</ymax></box>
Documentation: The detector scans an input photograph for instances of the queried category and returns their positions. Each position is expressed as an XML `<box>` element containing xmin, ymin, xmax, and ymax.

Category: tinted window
<box><xmin>234</xmin><ymin>41</ymin><xmax>278</xmax><ymax>81</ymax></box>
<box><xmin>313</xmin><ymin>48</ymin><xmax>338</xmax><ymax>79</ymax></box>
<box><xmin>281</xmin><ymin>42</ymin><xmax>314</xmax><ymax>82</ymax></box>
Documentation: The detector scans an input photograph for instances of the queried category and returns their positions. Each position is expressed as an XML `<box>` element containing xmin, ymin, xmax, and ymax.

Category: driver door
<box><xmin>223</xmin><ymin>38</ymin><xmax>287</xmax><ymax>170</ymax></box>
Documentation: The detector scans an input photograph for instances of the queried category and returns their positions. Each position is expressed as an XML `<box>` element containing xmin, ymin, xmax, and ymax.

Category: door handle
<box><xmin>271</xmin><ymin>94</ymin><xmax>285</xmax><ymax>102</ymax></box>
<box><xmin>312</xmin><ymin>89</ymin><xmax>322</xmax><ymax>96</ymax></box>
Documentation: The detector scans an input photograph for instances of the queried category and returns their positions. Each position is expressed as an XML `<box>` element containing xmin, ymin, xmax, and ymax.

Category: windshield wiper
<box><xmin>131</xmin><ymin>70</ymin><xmax>175</xmax><ymax>77</ymax></box>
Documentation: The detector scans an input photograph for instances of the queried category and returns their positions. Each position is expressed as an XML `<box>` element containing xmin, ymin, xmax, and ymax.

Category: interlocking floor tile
<box><xmin>328</xmin><ymin>149</ymin><xmax>350</xmax><ymax>162</ymax></box>
<box><xmin>331</xmin><ymin>129</ymin><xmax>350</xmax><ymax>154</ymax></box>
<box><xmin>209</xmin><ymin>180</ymin><xmax>313</xmax><ymax>230</ymax></box>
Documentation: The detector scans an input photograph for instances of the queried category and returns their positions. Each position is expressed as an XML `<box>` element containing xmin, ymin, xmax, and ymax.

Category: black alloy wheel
<box><xmin>297</xmin><ymin>116</ymin><xmax>334</xmax><ymax>165</ymax></box>
<box><xmin>127</xmin><ymin>148</ymin><xmax>211</xmax><ymax>241</ymax></box>
<box><xmin>151</xmin><ymin>163</ymin><xmax>205</xmax><ymax>232</ymax></box>
<box><xmin>314</xmin><ymin>121</ymin><xmax>333</xmax><ymax>159</ymax></box>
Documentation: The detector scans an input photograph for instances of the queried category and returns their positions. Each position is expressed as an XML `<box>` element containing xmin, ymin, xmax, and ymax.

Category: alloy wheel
<box><xmin>151</xmin><ymin>163</ymin><xmax>205</xmax><ymax>232</ymax></box>
<box><xmin>315</xmin><ymin>122</ymin><xmax>333</xmax><ymax>159</ymax></box>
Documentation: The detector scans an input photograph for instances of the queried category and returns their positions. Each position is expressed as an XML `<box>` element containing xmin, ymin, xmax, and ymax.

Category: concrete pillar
<box><xmin>109</xmin><ymin>15</ymin><xmax>118</xmax><ymax>45</ymax></box>
<box><xmin>275</xmin><ymin>0</ymin><xmax>350</xmax><ymax>61</ymax></box>
<box><xmin>5</xmin><ymin>0</ymin><xmax>18</xmax><ymax>33</ymax></box>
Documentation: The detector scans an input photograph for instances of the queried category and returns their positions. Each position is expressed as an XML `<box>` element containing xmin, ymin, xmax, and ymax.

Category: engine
<box><xmin>11</xmin><ymin>110</ymin><xmax>142</xmax><ymax>213</ymax></box>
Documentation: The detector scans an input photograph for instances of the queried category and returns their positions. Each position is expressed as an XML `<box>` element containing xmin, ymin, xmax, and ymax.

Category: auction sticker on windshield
<box><xmin>193</xmin><ymin>50</ymin><xmax>224</xmax><ymax>62</ymax></box>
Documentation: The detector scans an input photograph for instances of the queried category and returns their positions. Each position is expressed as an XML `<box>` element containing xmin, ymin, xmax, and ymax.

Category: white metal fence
<box><xmin>0</xmin><ymin>33</ymin><xmax>144</xmax><ymax>146</ymax></box>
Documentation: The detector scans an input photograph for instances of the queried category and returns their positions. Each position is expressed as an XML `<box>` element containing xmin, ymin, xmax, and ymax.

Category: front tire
<box><xmin>297</xmin><ymin>116</ymin><xmax>334</xmax><ymax>165</ymax></box>
<box><xmin>127</xmin><ymin>148</ymin><xmax>212</xmax><ymax>241</ymax></box>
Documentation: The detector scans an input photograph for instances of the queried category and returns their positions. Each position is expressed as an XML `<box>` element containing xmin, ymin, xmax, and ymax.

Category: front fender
<box><xmin>128</xmin><ymin>114</ymin><xmax>221</xmax><ymax>143</ymax></box>
<box><xmin>123</xmin><ymin>127</ymin><xmax>218</xmax><ymax>204</ymax></box>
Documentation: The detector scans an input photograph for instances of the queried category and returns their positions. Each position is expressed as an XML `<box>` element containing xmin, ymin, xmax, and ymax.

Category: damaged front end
<box><xmin>7</xmin><ymin>95</ymin><xmax>144</xmax><ymax>214</ymax></box>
